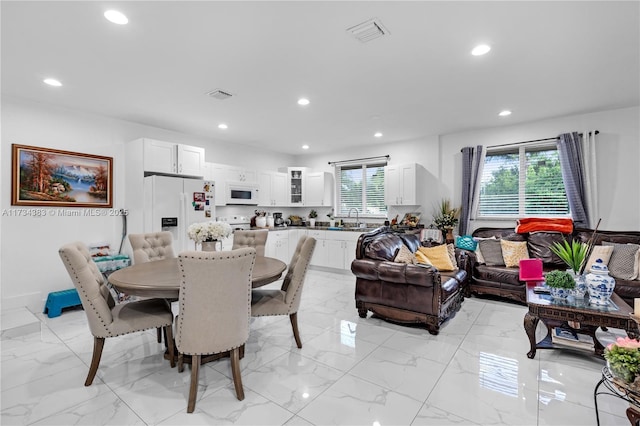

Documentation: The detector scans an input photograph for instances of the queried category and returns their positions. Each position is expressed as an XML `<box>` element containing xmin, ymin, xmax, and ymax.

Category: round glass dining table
<box><xmin>108</xmin><ymin>256</ymin><xmax>287</xmax><ymax>299</ymax></box>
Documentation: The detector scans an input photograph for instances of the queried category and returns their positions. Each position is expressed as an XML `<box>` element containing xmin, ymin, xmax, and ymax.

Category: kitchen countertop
<box><xmin>252</xmin><ymin>225</ymin><xmax>381</xmax><ymax>232</ymax></box>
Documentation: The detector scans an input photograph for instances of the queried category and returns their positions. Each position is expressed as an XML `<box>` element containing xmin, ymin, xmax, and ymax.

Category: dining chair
<box><xmin>232</xmin><ymin>229</ymin><xmax>269</xmax><ymax>257</ymax></box>
<box><xmin>58</xmin><ymin>242</ymin><xmax>175</xmax><ymax>387</ymax></box>
<box><xmin>251</xmin><ymin>236</ymin><xmax>316</xmax><ymax>348</ymax></box>
<box><xmin>129</xmin><ymin>231</ymin><xmax>177</xmax><ymax>343</ymax></box>
<box><xmin>128</xmin><ymin>231</ymin><xmax>176</xmax><ymax>264</ymax></box>
<box><xmin>175</xmin><ymin>247</ymin><xmax>256</xmax><ymax>413</ymax></box>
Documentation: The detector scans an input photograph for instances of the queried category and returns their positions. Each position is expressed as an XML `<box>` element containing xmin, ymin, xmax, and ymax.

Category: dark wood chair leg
<box><xmin>164</xmin><ymin>325</ymin><xmax>175</xmax><ymax>368</ymax></box>
<box><xmin>178</xmin><ymin>353</ymin><xmax>184</xmax><ymax>373</ymax></box>
<box><xmin>157</xmin><ymin>327</ymin><xmax>162</xmax><ymax>343</ymax></box>
<box><xmin>230</xmin><ymin>347</ymin><xmax>245</xmax><ymax>401</ymax></box>
<box><xmin>85</xmin><ymin>337</ymin><xmax>105</xmax><ymax>386</ymax></box>
<box><xmin>290</xmin><ymin>312</ymin><xmax>302</xmax><ymax>348</ymax></box>
<box><xmin>187</xmin><ymin>354</ymin><xmax>200</xmax><ymax>413</ymax></box>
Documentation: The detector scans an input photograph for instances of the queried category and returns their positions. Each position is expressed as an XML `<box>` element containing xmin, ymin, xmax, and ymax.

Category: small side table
<box><xmin>594</xmin><ymin>366</ymin><xmax>640</xmax><ymax>425</ymax></box>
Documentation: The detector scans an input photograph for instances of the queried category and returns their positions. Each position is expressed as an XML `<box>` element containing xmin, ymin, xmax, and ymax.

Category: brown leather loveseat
<box><xmin>350</xmin><ymin>227</ymin><xmax>468</xmax><ymax>335</ymax></box>
<box><xmin>469</xmin><ymin>227</ymin><xmax>640</xmax><ymax>306</ymax></box>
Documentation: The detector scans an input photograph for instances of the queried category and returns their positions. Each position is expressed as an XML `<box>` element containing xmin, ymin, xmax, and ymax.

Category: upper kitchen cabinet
<box><xmin>279</xmin><ymin>167</ymin><xmax>310</xmax><ymax>206</ymax></box>
<box><xmin>137</xmin><ymin>138</ymin><xmax>204</xmax><ymax>177</ymax></box>
<box><xmin>208</xmin><ymin>163</ymin><xmax>258</xmax><ymax>206</ymax></box>
<box><xmin>257</xmin><ymin>170</ymin><xmax>288</xmax><ymax>206</ymax></box>
<box><xmin>305</xmin><ymin>172</ymin><xmax>334</xmax><ymax>207</ymax></box>
<box><xmin>384</xmin><ymin>163</ymin><xmax>426</xmax><ymax>206</ymax></box>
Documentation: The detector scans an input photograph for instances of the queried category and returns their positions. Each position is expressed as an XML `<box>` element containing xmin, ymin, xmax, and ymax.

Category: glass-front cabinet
<box><xmin>280</xmin><ymin>167</ymin><xmax>310</xmax><ymax>206</ymax></box>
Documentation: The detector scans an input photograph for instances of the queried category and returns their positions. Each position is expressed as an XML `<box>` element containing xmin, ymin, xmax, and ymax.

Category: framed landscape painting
<box><xmin>11</xmin><ymin>144</ymin><xmax>113</xmax><ymax>208</ymax></box>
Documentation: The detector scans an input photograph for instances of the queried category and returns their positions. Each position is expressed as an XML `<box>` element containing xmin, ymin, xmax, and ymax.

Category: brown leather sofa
<box><xmin>469</xmin><ymin>227</ymin><xmax>640</xmax><ymax>306</ymax></box>
<box><xmin>350</xmin><ymin>227</ymin><xmax>468</xmax><ymax>335</ymax></box>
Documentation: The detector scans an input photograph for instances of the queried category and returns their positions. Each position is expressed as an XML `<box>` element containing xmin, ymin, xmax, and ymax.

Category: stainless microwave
<box><xmin>226</xmin><ymin>182</ymin><xmax>259</xmax><ymax>205</ymax></box>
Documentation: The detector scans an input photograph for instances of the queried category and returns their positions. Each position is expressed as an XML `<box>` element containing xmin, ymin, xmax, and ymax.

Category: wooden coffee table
<box><xmin>524</xmin><ymin>283</ymin><xmax>639</xmax><ymax>359</ymax></box>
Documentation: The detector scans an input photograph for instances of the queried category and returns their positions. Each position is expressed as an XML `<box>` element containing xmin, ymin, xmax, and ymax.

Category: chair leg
<box><xmin>178</xmin><ymin>353</ymin><xmax>184</xmax><ymax>373</ymax></box>
<box><xmin>290</xmin><ymin>312</ymin><xmax>302</xmax><ymax>348</ymax></box>
<box><xmin>157</xmin><ymin>327</ymin><xmax>162</xmax><ymax>343</ymax></box>
<box><xmin>85</xmin><ymin>337</ymin><xmax>105</xmax><ymax>386</ymax></box>
<box><xmin>164</xmin><ymin>325</ymin><xmax>175</xmax><ymax>368</ymax></box>
<box><xmin>230</xmin><ymin>347</ymin><xmax>245</xmax><ymax>401</ymax></box>
<box><xmin>187</xmin><ymin>354</ymin><xmax>200</xmax><ymax>413</ymax></box>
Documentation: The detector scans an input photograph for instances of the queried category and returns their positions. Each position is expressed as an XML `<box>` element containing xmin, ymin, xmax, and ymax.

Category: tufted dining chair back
<box><xmin>58</xmin><ymin>242</ymin><xmax>174</xmax><ymax>386</ymax></box>
<box><xmin>175</xmin><ymin>247</ymin><xmax>256</xmax><ymax>412</ymax></box>
<box><xmin>129</xmin><ymin>231</ymin><xmax>176</xmax><ymax>264</ymax></box>
<box><xmin>251</xmin><ymin>236</ymin><xmax>316</xmax><ymax>348</ymax></box>
<box><xmin>232</xmin><ymin>229</ymin><xmax>268</xmax><ymax>257</ymax></box>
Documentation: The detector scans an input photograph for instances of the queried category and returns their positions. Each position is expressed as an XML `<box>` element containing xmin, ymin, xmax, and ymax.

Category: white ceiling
<box><xmin>2</xmin><ymin>1</ymin><xmax>639</xmax><ymax>155</ymax></box>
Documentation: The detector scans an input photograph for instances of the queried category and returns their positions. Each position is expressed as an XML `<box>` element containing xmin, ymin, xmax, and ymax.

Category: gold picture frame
<box><xmin>11</xmin><ymin>144</ymin><xmax>113</xmax><ymax>208</ymax></box>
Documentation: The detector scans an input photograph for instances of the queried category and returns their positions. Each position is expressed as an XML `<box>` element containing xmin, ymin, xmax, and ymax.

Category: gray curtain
<box><xmin>459</xmin><ymin>145</ymin><xmax>483</xmax><ymax>235</ymax></box>
<box><xmin>557</xmin><ymin>132</ymin><xmax>590</xmax><ymax>228</ymax></box>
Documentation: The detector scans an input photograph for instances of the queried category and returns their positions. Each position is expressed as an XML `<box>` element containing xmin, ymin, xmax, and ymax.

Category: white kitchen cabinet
<box><xmin>141</xmin><ymin>138</ymin><xmax>204</xmax><ymax>177</ymax></box>
<box><xmin>265</xmin><ymin>230</ymin><xmax>289</xmax><ymax>263</ymax></box>
<box><xmin>210</xmin><ymin>163</ymin><xmax>258</xmax><ymax>206</ymax></box>
<box><xmin>257</xmin><ymin>170</ymin><xmax>288</xmax><ymax>206</ymax></box>
<box><xmin>279</xmin><ymin>167</ymin><xmax>311</xmax><ymax>206</ymax></box>
<box><xmin>325</xmin><ymin>231</ymin><xmax>360</xmax><ymax>269</ymax></box>
<box><xmin>384</xmin><ymin>163</ymin><xmax>425</xmax><ymax>206</ymax></box>
<box><xmin>305</xmin><ymin>172</ymin><xmax>334</xmax><ymax>207</ymax></box>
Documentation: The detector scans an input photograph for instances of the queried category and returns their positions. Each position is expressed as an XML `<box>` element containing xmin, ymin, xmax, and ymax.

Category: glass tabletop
<box><xmin>527</xmin><ymin>284</ymin><xmax>622</xmax><ymax>313</ymax></box>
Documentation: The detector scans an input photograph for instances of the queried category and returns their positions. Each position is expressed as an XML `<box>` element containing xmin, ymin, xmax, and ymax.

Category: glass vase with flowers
<box><xmin>605</xmin><ymin>337</ymin><xmax>640</xmax><ymax>386</ymax></box>
<box><xmin>187</xmin><ymin>221</ymin><xmax>232</xmax><ymax>251</ymax></box>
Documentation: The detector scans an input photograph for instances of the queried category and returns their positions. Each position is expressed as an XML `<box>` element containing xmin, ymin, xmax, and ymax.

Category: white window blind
<box><xmin>478</xmin><ymin>145</ymin><xmax>569</xmax><ymax>217</ymax></box>
<box><xmin>336</xmin><ymin>162</ymin><xmax>387</xmax><ymax>217</ymax></box>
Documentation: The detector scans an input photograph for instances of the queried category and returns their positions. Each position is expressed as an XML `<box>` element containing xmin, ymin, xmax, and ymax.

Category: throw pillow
<box><xmin>394</xmin><ymin>244</ymin><xmax>416</xmax><ymax>265</ymax></box>
<box><xmin>414</xmin><ymin>250</ymin><xmax>433</xmax><ymax>266</ymax></box>
<box><xmin>417</xmin><ymin>245</ymin><xmax>455</xmax><ymax>271</ymax></box>
<box><xmin>584</xmin><ymin>245</ymin><xmax>614</xmax><ymax>273</ymax></box>
<box><xmin>527</xmin><ymin>231</ymin><xmax>568</xmax><ymax>265</ymax></box>
<box><xmin>446</xmin><ymin>244</ymin><xmax>458</xmax><ymax>269</ymax></box>
<box><xmin>365</xmin><ymin>234</ymin><xmax>404</xmax><ymax>262</ymax></box>
<box><xmin>473</xmin><ymin>236</ymin><xmax>496</xmax><ymax>264</ymax></box>
<box><xmin>500</xmin><ymin>240</ymin><xmax>530</xmax><ymax>268</ymax></box>
<box><xmin>478</xmin><ymin>239</ymin><xmax>505</xmax><ymax>266</ymax></box>
<box><xmin>603</xmin><ymin>241</ymin><xmax>640</xmax><ymax>280</ymax></box>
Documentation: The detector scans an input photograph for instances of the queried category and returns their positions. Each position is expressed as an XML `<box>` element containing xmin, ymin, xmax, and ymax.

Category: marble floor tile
<box><xmin>1</xmin><ymin>269</ymin><xmax>632</xmax><ymax>425</ymax></box>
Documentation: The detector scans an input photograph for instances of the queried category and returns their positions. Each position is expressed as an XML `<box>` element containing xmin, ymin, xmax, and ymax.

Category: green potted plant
<box><xmin>550</xmin><ymin>239</ymin><xmax>589</xmax><ymax>296</ymax></box>
<box><xmin>308</xmin><ymin>210</ymin><xmax>318</xmax><ymax>227</ymax></box>
<box><xmin>545</xmin><ymin>270</ymin><xmax>576</xmax><ymax>299</ymax></box>
<box><xmin>432</xmin><ymin>199</ymin><xmax>460</xmax><ymax>242</ymax></box>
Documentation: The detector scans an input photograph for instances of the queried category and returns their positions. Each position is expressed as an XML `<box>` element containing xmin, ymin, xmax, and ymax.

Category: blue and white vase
<box><xmin>586</xmin><ymin>259</ymin><xmax>616</xmax><ymax>305</ymax></box>
<box><xmin>549</xmin><ymin>287</ymin><xmax>570</xmax><ymax>300</ymax></box>
<box><xmin>568</xmin><ymin>270</ymin><xmax>587</xmax><ymax>298</ymax></box>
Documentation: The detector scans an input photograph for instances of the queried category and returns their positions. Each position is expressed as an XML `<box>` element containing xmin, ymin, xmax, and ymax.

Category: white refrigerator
<box><xmin>143</xmin><ymin>175</ymin><xmax>215</xmax><ymax>253</ymax></box>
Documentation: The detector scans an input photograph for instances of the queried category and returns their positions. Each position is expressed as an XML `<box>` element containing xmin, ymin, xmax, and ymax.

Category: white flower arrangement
<box><xmin>187</xmin><ymin>221</ymin><xmax>232</xmax><ymax>243</ymax></box>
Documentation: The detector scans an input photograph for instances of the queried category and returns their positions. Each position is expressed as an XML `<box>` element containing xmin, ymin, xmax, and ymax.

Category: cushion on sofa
<box><xmin>414</xmin><ymin>250</ymin><xmax>433</xmax><ymax>266</ymax></box>
<box><xmin>527</xmin><ymin>232</ymin><xmax>567</xmax><ymax>266</ymax></box>
<box><xmin>473</xmin><ymin>236</ymin><xmax>496</xmax><ymax>264</ymax></box>
<box><xmin>365</xmin><ymin>233</ymin><xmax>404</xmax><ymax>261</ymax></box>
<box><xmin>417</xmin><ymin>245</ymin><xmax>455</xmax><ymax>271</ymax></box>
<box><xmin>394</xmin><ymin>244</ymin><xmax>416</xmax><ymax>265</ymax></box>
<box><xmin>501</xmin><ymin>240</ymin><xmax>530</xmax><ymax>268</ymax></box>
<box><xmin>603</xmin><ymin>241</ymin><xmax>640</xmax><ymax>280</ymax></box>
<box><xmin>446</xmin><ymin>244</ymin><xmax>457</xmax><ymax>268</ymax></box>
<box><xmin>479</xmin><ymin>239</ymin><xmax>505</xmax><ymax>266</ymax></box>
<box><xmin>584</xmin><ymin>245</ymin><xmax>614</xmax><ymax>273</ymax></box>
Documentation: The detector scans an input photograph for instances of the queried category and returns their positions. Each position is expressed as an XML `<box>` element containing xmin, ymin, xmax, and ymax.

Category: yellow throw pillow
<box><xmin>501</xmin><ymin>240</ymin><xmax>530</xmax><ymax>268</ymax></box>
<box><xmin>414</xmin><ymin>250</ymin><xmax>433</xmax><ymax>266</ymax></box>
<box><xmin>418</xmin><ymin>245</ymin><xmax>455</xmax><ymax>271</ymax></box>
<box><xmin>394</xmin><ymin>244</ymin><xmax>416</xmax><ymax>265</ymax></box>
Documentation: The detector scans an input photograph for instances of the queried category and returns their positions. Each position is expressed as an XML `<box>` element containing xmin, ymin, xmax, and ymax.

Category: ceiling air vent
<box><xmin>346</xmin><ymin>18</ymin><xmax>389</xmax><ymax>43</ymax></box>
<box><xmin>206</xmin><ymin>89</ymin><xmax>233</xmax><ymax>100</ymax></box>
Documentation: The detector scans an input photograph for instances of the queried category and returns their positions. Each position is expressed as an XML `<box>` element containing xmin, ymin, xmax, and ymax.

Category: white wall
<box><xmin>1</xmin><ymin>97</ymin><xmax>294</xmax><ymax>312</ymax></box>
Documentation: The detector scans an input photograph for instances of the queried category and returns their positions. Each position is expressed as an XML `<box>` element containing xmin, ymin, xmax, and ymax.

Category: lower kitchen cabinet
<box><xmin>265</xmin><ymin>230</ymin><xmax>290</xmax><ymax>263</ymax></box>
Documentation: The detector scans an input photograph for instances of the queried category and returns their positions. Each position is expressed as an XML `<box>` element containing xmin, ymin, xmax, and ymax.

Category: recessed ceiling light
<box><xmin>471</xmin><ymin>44</ymin><xmax>491</xmax><ymax>56</ymax></box>
<box><xmin>218</xmin><ymin>123</ymin><xmax>228</xmax><ymax>129</ymax></box>
<box><xmin>302</xmin><ymin>145</ymin><xmax>309</xmax><ymax>150</ymax></box>
<box><xmin>374</xmin><ymin>132</ymin><xmax>383</xmax><ymax>138</ymax></box>
<box><xmin>104</xmin><ymin>10</ymin><xmax>128</xmax><ymax>25</ymax></box>
<box><xmin>43</xmin><ymin>78</ymin><xmax>62</xmax><ymax>87</ymax></box>
<box><xmin>498</xmin><ymin>110</ymin><xmax>512</xmax><ymax>117</ymax></box>
<box><xmin>297</xmin><ymin>98</ymin><xmax>310</xmax><ymax>106</ymax></box>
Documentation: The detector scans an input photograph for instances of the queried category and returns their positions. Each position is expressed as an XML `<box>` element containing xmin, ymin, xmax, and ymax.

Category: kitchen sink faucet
<box><xmin>348</xmin><ymin>208</ymin><xmax>364</xmax><ymax>228</ymax></box>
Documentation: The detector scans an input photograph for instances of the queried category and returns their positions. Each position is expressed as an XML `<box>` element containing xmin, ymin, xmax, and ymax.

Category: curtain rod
<box><xmin>328</xmin><ymin>155</ymin><xmax>390</xmax><ymax>165</ymax></box>
<box><xmin>486</xmin><ymin>130</ymin><xmax>599</xmax><ymax>150</ymax></box>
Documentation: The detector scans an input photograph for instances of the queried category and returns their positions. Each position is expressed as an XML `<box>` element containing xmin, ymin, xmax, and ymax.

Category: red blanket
<box><xmin>515</xmin><ymin>218</ymin><xmax>573</xmax><ymax>234</ymax></box>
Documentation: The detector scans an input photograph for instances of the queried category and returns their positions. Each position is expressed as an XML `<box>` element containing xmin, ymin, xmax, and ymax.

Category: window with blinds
<box><xmin>336</xmin><ymin>163</ymin><xmax>387</xmax><ymax>217</ymax></box>
<box><xmin>478</xmin><ymin>145</ymin><xmax>569</xmax><ymax>217</ymax></box>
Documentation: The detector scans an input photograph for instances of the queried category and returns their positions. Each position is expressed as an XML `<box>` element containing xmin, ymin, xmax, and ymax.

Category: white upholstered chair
<box><xmin>232</xmin><ymin>229</ymin><xmax>269</xmax><ymax>257</ymax></box>
<box><xmin>175</xmin><ymin>248</ymin><xmax>256</xmax><ymax>413</ymax></box>
<box><xmin>58</xmin><ymin>242</ymin><xmax>175</xmax><ymax>386</ymax></box>
<box><xmin>251</xmin><ymin>236</ymin><xmax>316</xmax><ymax>348</ymax></box>
<box><xmin>128</xmin><ymin>231</ymin><xmax>176</xmax><ymax>264</ymax></box>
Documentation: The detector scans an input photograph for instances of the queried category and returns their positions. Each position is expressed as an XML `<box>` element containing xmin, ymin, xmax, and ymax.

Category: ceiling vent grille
<box><xmin>206</xmin><ymin>89</ymin><xmax>233</xmax><ymax>100</ymax></box>
<box><xmin>346</xmin><ymin>18</ymin><xmax>389</xmax><ymax>43</ymax></box>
